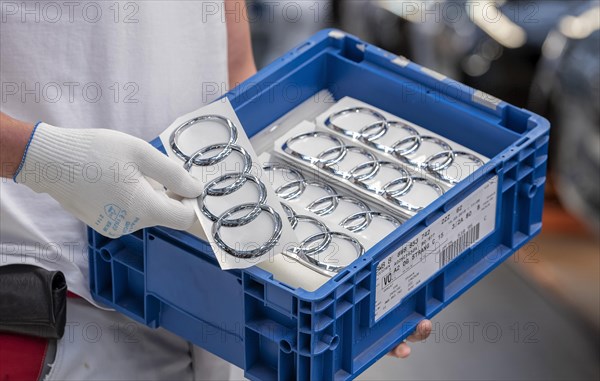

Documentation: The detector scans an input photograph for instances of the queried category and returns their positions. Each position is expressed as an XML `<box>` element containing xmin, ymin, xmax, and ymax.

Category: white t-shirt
<box><xmin>0</xmin><ymin>1</ymin><xmax>228</xmax><ymax>305</ymax></box>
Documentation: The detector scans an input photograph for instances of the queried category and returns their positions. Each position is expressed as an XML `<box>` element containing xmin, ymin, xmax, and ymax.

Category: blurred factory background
<box><xmin>246</xmin><ymin>0</ymin><xmax>600</xmax><ymax>379</ymax></box>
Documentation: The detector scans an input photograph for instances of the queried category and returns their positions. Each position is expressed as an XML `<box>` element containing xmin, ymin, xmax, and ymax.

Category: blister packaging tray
<box><xmin>87</xmin><ymin>29</ymin><xmax>549</xmax><ymax>381</ymax></box>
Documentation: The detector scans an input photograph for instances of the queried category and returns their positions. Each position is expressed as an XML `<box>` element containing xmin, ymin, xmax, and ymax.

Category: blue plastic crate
<box><xmin>87</xmin><ymin>29</ymin><xmax>549</xmax><ymax>380</ymax></box>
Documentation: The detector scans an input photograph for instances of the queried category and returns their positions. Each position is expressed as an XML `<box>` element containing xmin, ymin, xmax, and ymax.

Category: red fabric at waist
<box><xmin>0</xmin><ymin>291</ymin><xmax>77</xmax><ymax>380</ymax></box>
<box><xmin>0</xmin><ymin>332</ymin><xmax>48</xmax><ymax>381</ymax></box>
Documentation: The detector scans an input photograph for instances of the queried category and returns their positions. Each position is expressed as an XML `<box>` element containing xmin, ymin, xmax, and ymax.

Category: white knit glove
<box><xmin>15</xmin><ymin>123</ymin><xmax>202</xmax><ymax>238</ymax></box>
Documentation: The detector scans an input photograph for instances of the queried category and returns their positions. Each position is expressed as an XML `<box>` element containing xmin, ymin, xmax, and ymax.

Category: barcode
<box><xmin>439</xmin><ymin>223</ymin><xmax>480</xmax><ymax>268</ymax></box>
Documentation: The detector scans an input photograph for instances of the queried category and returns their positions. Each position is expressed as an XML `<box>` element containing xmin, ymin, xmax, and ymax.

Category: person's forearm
<box><xmin>0</xmin><ymin>112</ymin><xmax>34</xmax><ymax>178</ymax></box>
<box><xmin>225</xmin><ymin>0</ymin><xmax>257</xmax><ymax>88</ymax></box>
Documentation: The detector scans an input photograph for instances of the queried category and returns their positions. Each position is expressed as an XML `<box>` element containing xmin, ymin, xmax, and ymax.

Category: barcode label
<box><xmin>375</xmin><ymin>176</ymin><xmax>498</xmax><ymax>322</ymax></box>
<box><xmin>440</xmin><ymin>223</ymin><xmax>480</xmax><ymax>268</ymax></box>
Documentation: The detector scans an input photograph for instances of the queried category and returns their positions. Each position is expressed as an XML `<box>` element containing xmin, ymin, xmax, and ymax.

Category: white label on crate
<box><xmin>374</xmin><ymin>176</ymin><xmax>498</xmax><ymax>322</ymax></box>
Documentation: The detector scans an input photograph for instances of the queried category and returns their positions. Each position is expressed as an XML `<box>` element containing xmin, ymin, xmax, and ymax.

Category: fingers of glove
<box><xmin>133</xmin><ymin>139</ymin><xmax>203</xmax><ymax>198</ymax></box>
<box><xmin>181</xmin><ymin>197</ymin><xmax>197</xmax><ymax>210</ymax></box>
<box><xmin>145</xmin><ymin>176</ymin><xmax>164</xmax><ymax>191</ymax></box>
<box><xmin>146</xmin><ymin>189</ymin><xmax>197</xmax><ymax>231</ymax></box>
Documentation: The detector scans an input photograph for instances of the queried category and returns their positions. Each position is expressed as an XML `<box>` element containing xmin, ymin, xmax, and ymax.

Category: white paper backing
<box><xmin>159</xmin><ymin>98</ymin><xmax>298</xmax><ymax>269</ymax></box>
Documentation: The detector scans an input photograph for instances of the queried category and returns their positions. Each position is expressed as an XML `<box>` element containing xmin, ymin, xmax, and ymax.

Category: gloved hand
<box><xmin>15</xmin><ymin>123</ymin><xmax>202</xmax><ymax>238</ymax></box>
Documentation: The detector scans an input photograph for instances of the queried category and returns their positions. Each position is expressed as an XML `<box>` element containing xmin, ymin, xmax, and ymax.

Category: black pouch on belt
<box><xmin>0</xmin><ymin>264</ymin><xmax>67</xmax><ymax>339</ymax></box>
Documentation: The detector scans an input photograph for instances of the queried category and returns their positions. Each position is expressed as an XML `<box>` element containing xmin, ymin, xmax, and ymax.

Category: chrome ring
<box><xmin>170</xmin><ymin>115</ymin><xmax>238</xmax><ymax>166</ymax></box>
<box><xmin>368</xmin><ymin>212</ymin><xmax>403</xmax><ymax>228</ymax></box>
<box><xmin>300</xmin><ymin>181</ymin><xmax>339</xmax><ymax>214</ymax></box>
<box><xmin>298</xmin><ymin>232</ymin><xmax>365</xmax><ymax>273</ymax></box>
<box><xmin>319</xmin><ymin>145</ymin><xmax>379</xmax><ymax>180</ymax></box>
<box><xmin>262</xmin><ymin>163</ymin><xmax>305</xmax><ymax>182</ymax></box>
<box><xmin>341</xmin><ymin>211</ymin><xmax>402</xmax><ymax>233</ymax></box>
<box><xmin>453</xmin><ymin>151</ymin><xmax>484</xmax><ymax>167</ymax></box>
<box><xmin>200</xmin><ymin>173</ymin><xmax>267</xmax><ymax>225</ymax></box>
<box><xmin>338</xmin><ymin>210</ymin><xmax>372</xmax><ymax>233</ymax></box>
<box><xmin>392</xmin><ymin>135</ymin><xmax>422</xmax><ymax>156</ymax></box>
<box><xmin>348</xmin><ymin>160</ymin><xmax>381</xmax><ymax>183</ymax></box>
<box><xmin>280</xmin><ymin>202</ymin><xmax>298</xmax><ymax>229</ymax></box>
<box><xmin>358</xmin><ymin>120</ymin><xmax>388</xmax><ymax>142</ymax></box>
<box><xmin>395</xmin><ymin>135</ymin><xmax>453</xmax><ymax>167</ymax></box>
<box><xmin>382</xmin><ymin>175</ymin><xmax>414</xmax><ymax>198</ymax></box>
<box><xmin>290</xmin><ymin>215</ymin><xmax>331</xmax><ymax>256</ymax></box>
<box><xmin>305</xmin><ymin>180</ymin><xmax>338</xmax><ymax>195</ymax></box>
<box><xmin>184</xmin><ymin>143</ymin><xmax>252</xmax><ymax>178</ymax></box>
<box><xmin>212</xmin><ymin>204</ymin><xmax>283</xmax><ymax>259</ymax></box>
<box><xmin>384</xmin><ymin>176</ymin><xmax>444</xmax><ymax>212</ymax></box>
<box><xmin>262</xmin><ymin>164</ymin><xmax>306</xmax><ymax>200</ymax></box>
<box><xmin>275</xmin><ymin>180</ymin><xmax>307</xmax><ymax>201</ymax></box>
<box><xmin>306</xmin><ymin>194</ymin><xmax>339</xmax><ymax>216</ymax></box>
<box><xmin>424</xmin><ymin>150</ymin><xmax>455</xmax><ymax>172</ymax></box>
<box><xmin>324</xmin><ymin>107</ymin><xmax>387</xmax><ymax>140</ymax></box>
<box><xmin>364</xmin><ymin>121</ymin><xmax>420</xmax><ymax>155</ymax></box>
<box><xmin>307</xmin><ymin>194</ymin><xmax>369</xmax><ymax>217</ymax></box>
<box><xmin>338</xmin><ymin>195</ymin><xmax>370</xmax><ymax>212</ymax></box>
<box><xmin>282</xmin><ymin>131</ymin><xmax>347</xmax><ymax>166</ymax></box>
<box><xmin>352</xmin><ymin>161</ymin><xmax>410</xmax><ymax>195</ymax></box>
<box><xmin>430</xmin><ymin>151</ymin><xmax>484</xmax><ymax>184</ymax></box>
<box><xmin>204</xmin><ymin>171</ymin><xmax>254</xmax><ymax>197</ymax></box>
